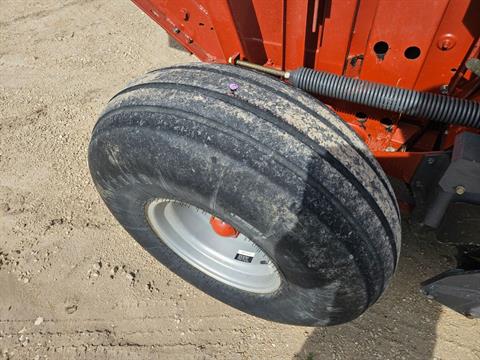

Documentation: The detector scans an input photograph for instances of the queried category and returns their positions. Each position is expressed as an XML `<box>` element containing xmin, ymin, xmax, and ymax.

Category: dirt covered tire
<box><xmin>88</xmin><ymin>63</ymin><xmax>401</xmax><ymax>326</ymax></box>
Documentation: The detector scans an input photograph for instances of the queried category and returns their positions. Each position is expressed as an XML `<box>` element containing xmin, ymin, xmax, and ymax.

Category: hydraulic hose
<box><xmin>289</xmin><ymin>67</ymin><xmax>480</xmax><ymax>128</ymax></box>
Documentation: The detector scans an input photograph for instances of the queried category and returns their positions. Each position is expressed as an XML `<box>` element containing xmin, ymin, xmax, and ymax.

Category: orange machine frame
<box><xmin>131</xmin><ymin>0</ymin><xmax>480</xmax><ymax>191</ymax></box>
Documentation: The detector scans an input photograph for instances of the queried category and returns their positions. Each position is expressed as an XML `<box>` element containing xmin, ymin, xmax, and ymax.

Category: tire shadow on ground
<box><xmin>295</xmin><ymin>219</ymin><xmax>456</xmax><ymax>360</ymax></box>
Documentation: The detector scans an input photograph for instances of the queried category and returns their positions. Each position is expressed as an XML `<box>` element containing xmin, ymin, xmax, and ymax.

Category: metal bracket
<box><xmin>412</xmin><ymin>132</ymin><xmax>480</xmax><ymax>228</ymax></box>
<box><xmin>421</xmin><ymin>269</ymin><xmax>480</xmax><ymax>318</ymax></box>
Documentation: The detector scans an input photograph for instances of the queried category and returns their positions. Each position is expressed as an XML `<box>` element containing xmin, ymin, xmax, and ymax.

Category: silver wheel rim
<box><xmin>146</xmin><ymin>199</ymin><xmax>281</xmax><ymax>293</ymax></box>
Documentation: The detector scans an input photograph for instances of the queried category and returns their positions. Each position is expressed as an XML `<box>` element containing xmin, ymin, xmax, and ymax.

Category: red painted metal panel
<box><xmin>132</xmin><ymin>0</ymin><xmax>225</xmax><ymax>62</ymax></box>
<box><xmin>359</xmin><ymin>1</ymin><xmax>449</xmax><ymax>89</ymax></box>
<box><xmin>204</xmin><ymin>0</ymin><xmax>244</xmax><ymax>61</ymax></box>
<box><xmin>283</xmin><ymin>0</ymin><xmax>310</xmax><ymax>69</ymax></box>
<box><xmin>311</xmin><ymin>0</ymin><xmax>358</xmax><ymax>74</ymax></box>
<box><xmin>373</xmin><ymin>151</ymin><xmax>428</xmax><ymax>183</ymax></box>
<box><xmin>344</xmin><ymin>0</ymin><xmax>380</xmax><ymax>77</ymax></box>
<box><xmin>416</xmin><ymin>1</ymin><xmax>480</xmax><ymax>92</ymax></box>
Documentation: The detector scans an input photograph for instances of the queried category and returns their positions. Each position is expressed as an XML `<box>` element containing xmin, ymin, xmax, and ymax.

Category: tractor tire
<box><xmin>88</xmin><ymin>63</ymin><xmax>401</xmax><ymax>326</ymax></box>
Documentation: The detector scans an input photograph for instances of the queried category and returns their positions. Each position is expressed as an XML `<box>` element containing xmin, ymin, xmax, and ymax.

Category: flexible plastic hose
<box><xmin>289</xmin><ymin>67</ymin><xmax>480</xmax><ymax>128</ymax></box>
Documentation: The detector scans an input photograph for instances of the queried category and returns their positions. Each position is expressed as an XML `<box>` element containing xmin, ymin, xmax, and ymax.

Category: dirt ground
<box><xmin>0</xmin><ymin>1</ymin><xmax>479</xmax><ymax>359</ymax></box>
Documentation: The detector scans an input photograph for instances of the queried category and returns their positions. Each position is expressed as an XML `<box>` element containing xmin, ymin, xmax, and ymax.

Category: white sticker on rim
<box><xmin>235</xmin><ymin>249</ymin><xmax>256</xmax><ymax>263</ymax></box>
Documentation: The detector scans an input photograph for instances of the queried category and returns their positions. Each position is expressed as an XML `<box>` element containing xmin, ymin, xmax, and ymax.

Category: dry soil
<box><xmin>1</xmin><ymin>1</ymin><xmax>479</xmax><ymax>359</ymax></box>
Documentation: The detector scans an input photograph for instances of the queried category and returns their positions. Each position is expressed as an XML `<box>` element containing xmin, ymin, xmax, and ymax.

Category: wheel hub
<box><xmin>145</xmin><ymin>199</ymin><xmax>281</xmax><ymax>293</ymax></box>
<box><xmin>209</xmin><ymin>216</ymin><xmax>239</xmax><ymax>238</ymax></box>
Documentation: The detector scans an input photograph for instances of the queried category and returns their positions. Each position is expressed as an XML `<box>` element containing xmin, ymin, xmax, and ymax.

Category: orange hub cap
<box><xmin>209</xmin><ymin>216</ymin><xmax>239</xmax><ymax>238</ymax></box>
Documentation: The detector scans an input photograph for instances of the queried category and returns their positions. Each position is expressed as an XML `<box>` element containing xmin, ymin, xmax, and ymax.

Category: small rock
<box><xmin>145</xmin><ymin>281</ymin><xmax>156</xmax><ymax>292</ymax></box>
<box><xmin>92</xmin><ymin>261</ymin><xmax>102</xmax><ymax>271</ymax></box>
<box><xmin>109</xmin><ymin>266</ymin><xmax>119</xmax><ymax>279</ymax></box>
<box><xmin>65</xmin><ymin>304</ymin><xmax>78</xmax><ymax>314</ymax></box>
<box><xmin>126</xmin><ymin>272</ymin><xmax>135</xmax><ymax>282</ymax></box>
<box><xmin>23</xmin><ymin>278</ymin><xmax>29</xmax><ymax>284</ymax></box>
<box><xmin>17</xmin><ymin>327</ymin><xmax>26</xmax><ymax>334</ymax></box>
<box><xmin>34</xmin><ymin>317</ymin><xmax>43</xmax><ymax>326</ymax></box>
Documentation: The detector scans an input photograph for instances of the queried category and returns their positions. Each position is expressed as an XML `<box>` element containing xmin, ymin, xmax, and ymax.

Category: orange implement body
<box><xmin>132</xmin><ymin>0</ymin><xmax>480</xmax><ymax>199</ymax></box>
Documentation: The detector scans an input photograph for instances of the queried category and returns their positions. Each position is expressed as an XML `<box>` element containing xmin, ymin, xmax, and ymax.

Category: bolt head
<box><xmin>229</xmin><ymin>83</ymin><xmax>239</xmax><ymax>92</ymax></box>
<box><xmin>437</xmin><ymin>34</ymin><xmax>457</xmax><ymax>51</ymax></box>
<box><xmin>455</xmin><ymin>185</ymin><xmax>466</xmax><ymax>195</ymax></box>
<box><xmin>440</xmin><ymin>39</ymin><xmax>453</xmax><ymax>50</ymax></box>
<box><xmin>180</xmin><ymin>8</ymin><xmax>189</xmax><ymax>21</ymax></box>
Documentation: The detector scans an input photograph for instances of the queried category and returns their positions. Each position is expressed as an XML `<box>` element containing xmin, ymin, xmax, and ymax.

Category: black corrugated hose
<box><xmin>289</xmin><ymin>67</ymin><xmax>480</xmax><ymax>128</ymax></box>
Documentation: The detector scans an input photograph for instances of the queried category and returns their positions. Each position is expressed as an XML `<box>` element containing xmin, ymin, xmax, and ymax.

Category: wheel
<box><xmin>88</xmin><ymin>63</ymin><xmax>401</xmax><ymax>326</ymax></box>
